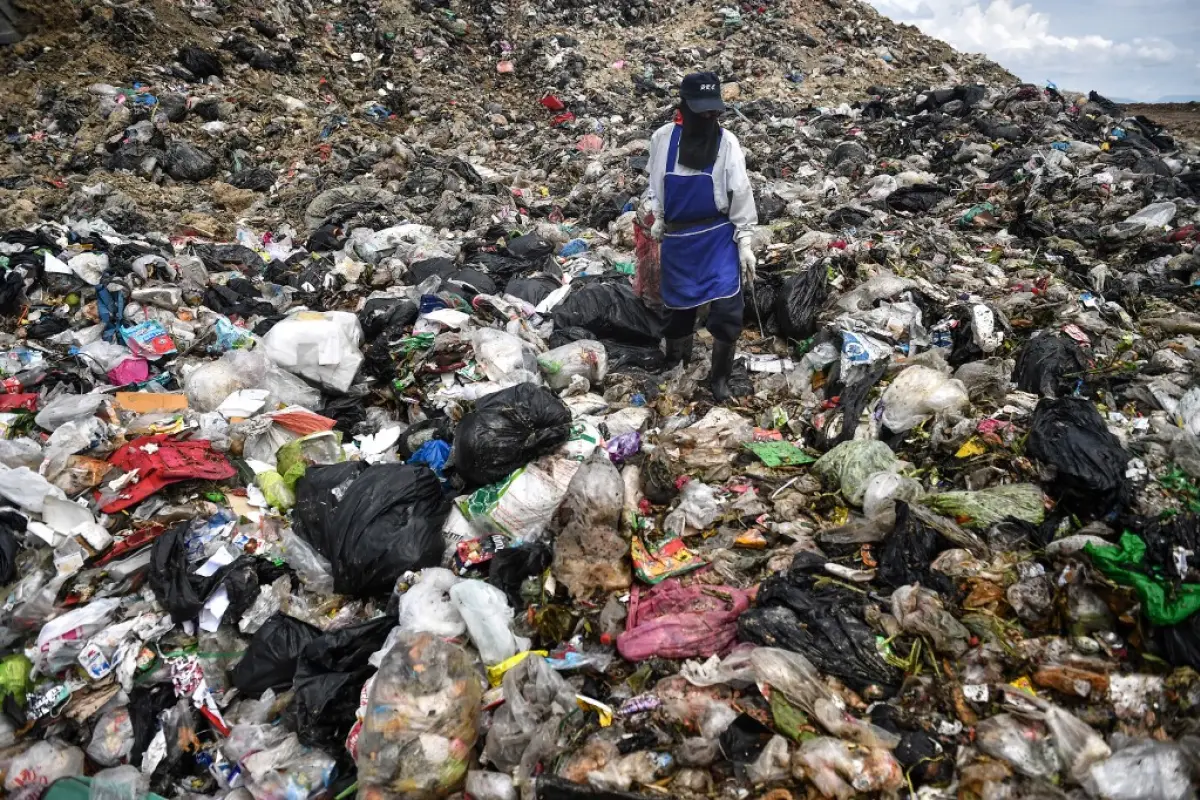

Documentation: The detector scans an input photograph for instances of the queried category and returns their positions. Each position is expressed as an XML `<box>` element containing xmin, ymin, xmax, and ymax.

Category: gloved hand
<box><xmin>650</xmin><ymin>217</ymin><xmax>665</xmax><ymax>241</ymax></box>
<box><xmin>738</xmin><ymin>237</ymin><xmax>757</xmax><ymax>283</ymax></box>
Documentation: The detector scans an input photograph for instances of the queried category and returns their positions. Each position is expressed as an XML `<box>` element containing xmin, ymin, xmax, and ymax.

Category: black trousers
<box><xmin>662</xmin><ymin>289</ymin><xmax>744</xmax><ymax>345</ymax></box>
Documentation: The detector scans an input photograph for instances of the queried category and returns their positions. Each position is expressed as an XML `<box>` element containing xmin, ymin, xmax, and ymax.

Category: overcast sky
<box><xmin>866</xmin><ymin>0</ymin><xmax>1200</xmax><ymax>101</ymax></box>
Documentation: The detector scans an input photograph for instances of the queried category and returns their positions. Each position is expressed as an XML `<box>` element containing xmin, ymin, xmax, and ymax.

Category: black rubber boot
<box><xmin>710</xmin><ymin>339</ymin><xmax>737</xmax><ymax>402</ymax></box>
<box><xmin>664</xmin><ymin>335</ymin><xmax>694</xmax><ymax>369</ymax></box>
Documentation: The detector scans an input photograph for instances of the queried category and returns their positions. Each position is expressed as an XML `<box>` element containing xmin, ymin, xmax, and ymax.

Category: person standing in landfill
<box><xmin>646</xmin><ymin>71</ymin><xmax>758</xmax><ymax>402</ymax></box>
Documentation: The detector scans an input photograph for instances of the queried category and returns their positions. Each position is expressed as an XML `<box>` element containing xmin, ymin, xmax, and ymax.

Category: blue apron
<box><xmin>659</xmin><ymin>125</ymin><xmax>740</xmax><ymax>310</ymax></box>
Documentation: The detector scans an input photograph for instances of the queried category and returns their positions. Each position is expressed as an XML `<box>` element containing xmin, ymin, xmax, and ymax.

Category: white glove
<box><xmin>738</xmin><ymin>237</ymin><xmax>757</xmax><ymax>283</ymax></box>
<box><xmin>650</xmin><ymin>218</ymin><xmax>665</xmax><ymax>241</ymax></box>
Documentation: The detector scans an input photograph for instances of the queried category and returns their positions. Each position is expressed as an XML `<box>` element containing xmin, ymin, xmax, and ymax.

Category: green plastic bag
<box><xmin>275</xmin><ymin>431</ymin><xmax>342</xmax><ymax>489</ymax></box>
<box><xmin>0</xmin><ymin>653</ymin><xmax>31</xmax><ymax>706</ymax></box>
<box><xmin>1085</xmin><ymin>532</ymin><xmax>1200</xmax><ymax>626</ymax></box>
<box><xmin>922</xmin><ymin>483</ymin><xmax>1045</xmax><ymax>529</ymax></box>
<box><xmin>744</xmin><ymin>440</ymin><xmax>817</xmax><ymax>468</ymax></box>
<box><xmin>257</xmin><ymin>470</ymin><xmax>296</xmax><ymax>510</ymax></box>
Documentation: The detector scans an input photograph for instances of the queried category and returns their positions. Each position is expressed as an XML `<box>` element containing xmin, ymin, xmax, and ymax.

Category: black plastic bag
<box><xmin>507</xmin><ymin>275</ymin><xmax>562</xmax><ymax>306</ymax></box>
<box><xmin>744</xmin><ymin>277</ymin><xmax>778</xmax><ymax>332</ymax></box>
<box><xmin>551</xmin><ymin>277</ymin><xmax>666</xmax><ymax>345</ymax></box>
<box><xmin>1157</xmin><ymin>614</ymin><xmax>1200</xmax><ymax>672</ymax></box>
<box><xmin>294</xmin><ymin>463</ymin><xmax>450</xmax><ymax>597</ymax></box>
<box><xmin>408</xmin><ymin>256</ymin><xmax>457</xmax><ymax>284</ymax></box>
<box><xmin>178</xmin><ymin>46</ymin><xmax>224</xmax><ymax>78</ymax></box>
<box><xmin>1012</xmin><ymin>334</ymin><xmax>1089</xmax><ymax>397</ymax></box>
<box><xmin>288</xmin><ymin>615</ymin><xmax>396</xmax><ymax>748</ymax></box>
<box><xmin>739</xmin><ymin>553</ymin><xmax>901</xmax><ymax>693</ymax></box>
<box><xmin>293</xmin><ymin>461</ymin><xmax>367</xmax><ymax>550</ymax></box>
<box><xmin>506</xmin><ymin>233</ymin><xmax>554</xmax><ymax>260</ymax></box>
<box><xmin>453</xmin><ymin>383</ymin><xmax>572</xmax><ymax>487</ymax></box>
<box><xmin>231</xmin><ymin>614</ymin><xmax>321</xmax><ymax>697</ymax></box>
<box><xmin>148</xmin><ymin>523</ymin><xmax>243</xmax><ymax>623</ymax></box>
<box><xmin>219</xmin><ymin>558</ymin><xmax>293</xmax><ymax>626</ymax></box>
<box><xmin>775</xmin><ymin>266</ymin><xmax>827</xmax><ymax>341</ymax></box>
<box><xmin>488</xmin><ymin>543</ymin><xmax>552</xmax><ymax>604</ymax></box>
<box><xmin>358</xmin><ymin>296</ymin><xmax>418</xmax><ymax>340</ymax></box>
<box><xmin>877</xmin><ymin>502</ymin><xmax>953</xmax><ymax>593</ymax></box>
<box><xmin>128</xmin><ymin>684</ymin><xmax>175</xmax><ymax>765</ymax></box>
<box><xmin>322</xmin><ymin>395</ymin><xmax>367</xmax><ymax>434</ymax></box>
<box><xmin>230</xmin><ymin>167</ymin><xmax>276</xmax><ymax>192</ymax></box>
<box><xmin>1141</xmin><ymin>513</ymin><xmax>1200</xmax><ymax>587</ymax></box>
<box><xmin>164</xmin><ymin>140</ymin><xmax>217</xmax><ymax>182</ymax></box>
<box><xmin>0</xmin><ymin>510</ymin><xmax>24</xmax><ymax>585</ymax></box>
<box><xmin>886</xmin><ymin>185</ymin><xmax>948</xmax><ymax>213</ymax></box>
<box><xmin>1026</xmin><ymin>397</ymin><xmax>1130</xmax><ymax>514</ymax></box>
<box><xmin>718</xmin><ymin>713</ymin><xmax>775</xmax><ymax>762</ymax></box>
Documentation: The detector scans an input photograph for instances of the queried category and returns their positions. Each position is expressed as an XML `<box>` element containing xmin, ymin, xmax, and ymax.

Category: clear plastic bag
<box><xmin>33</xmin><ymin>598</ymin><xmax>121</xmax><ymax>674</ymax></box>
<box><xmin>398</xmin><ymin>567</ymin><xmax>466</xmax><ymax>638</ymax></box>
<box><xmin>1084</xmin><ymin>737</ymin><xmax>1197</xmax><ymax>800</ymax></box>
<box><xmin>449</xmin><ymin>580</ymin><xmax>531</xmax><ymax>665</ymax></box>
<box><xmin>880</xmin><ymin>365</ymin><xmax>969</xmax><ymax>433</ymax></box>
<box><xmin>484</xmin><ymin>654</ymin><xmax>577</xmax><ymax>772</ymax></box>
<box><xmin>0</xmin><ymin>439</ymin><xmax>43</xmax><ymax>470</ymax></box>
<box><xmin>0</xmin><ymin>465</ymin><xmax>65</xmax><ymax>513</ymax></box>
<box><xmin>664</xmin><ymin>480</ymin><xmax>720</xmax><ymax>537</ymax></box>
<box><xmin>89</xmin><ymin>765</ymin><xmax>146</xmax><ymax>800</ymax></box>
<box><xmin>890</xmin><ymin>583</ymin><xmax>971</xmax><ymax>657</ymax></box>
<box><xmin>472</xmin><ymin>328</ymin><xmax>541</xmax><ymax>384</ymax></box>
<box><xmin>34</xmin><ymin>393</ymin><xmax>105</xmax><ymax>432</ymax></box>
<box><xmin>86</xmin><ymin>705</ymin><xmax>134</xmax><ymax>767</ymax></box>
<box><xmin>747</xmin><ymin>735</ymin><xmax>791</xmax><ymax>784</ymax></box>
<box><xmin>356</xmin><ymin>631</ymin><xmax>483</xmax><ymax>800</ymax></box>
<box><xmin>278</xmin><ymin>527</ymin><xmax>335</xmax><ymax>595</ymax></box>
<box><xmin>537</xmin><ymin>340</ymin><xmax>608</xmax><ymax>390</ymax></box>
<box><xmin>466</xmin><ymin>771</ymin><xmax>518</xmax><ymax>800</ymax></box>
<box><xmin>750</xmin><ymin>648</ymin><xmax>898</xmax><ymax>748</ymax></box>
<box><xmin>975</xmin><ymin>713</ymin><xmax>1062</xmax><ymax>780</ymax></box>
<box><xmin>792</xmin><ymin>737</ymin><xmax>903</xmax><ymax>799</ymax></box>
<box><xmin>862</xmin><ymin>472</ymin><xmax>924</xmax><ymax>522</ymax></box>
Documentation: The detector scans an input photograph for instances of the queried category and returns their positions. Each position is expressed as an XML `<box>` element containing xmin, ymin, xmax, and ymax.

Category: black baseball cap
<box><xmin>680</xmin><ymin>72</ymin><xmax>726</xmax><ymax>114</ymax></box>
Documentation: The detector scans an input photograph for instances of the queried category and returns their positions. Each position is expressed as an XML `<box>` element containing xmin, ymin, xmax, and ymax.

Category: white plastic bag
<box><xmin>398</xmin><ymin>567</ymin><xmax>466</xmax><ymax>638</ymax></box>
<box><xmin>262</xmin><ymin>310</ymin><xmax>364</xmax><ymax>393</ymax></box>
<box><xmin>449</xmin><ymin>580</ymin><xmax>531</xmax><ymax>665</ymax></box>
<box><xmin>0</xmin><ymin>465</ymin><xmax>66</xmax><ymax>513</ymax></box>
<box><xmin>880</xmin><ymin>365</ymin><xmax>969</xmax><ymax>433</ymax></box>
<box><xmin>1125</xmin><ymin>201</ymin><xmax>1177</xmax><ymax>228</ymax></box>
<box><xmin>3</xmin><ymin>740</ymin><xmax>86</xmax><ymax>794</ymax></box>
<box><xmin>32</xmin><ymin>597</ymin><xmax>122</xmax><ymax>674</ymax></box>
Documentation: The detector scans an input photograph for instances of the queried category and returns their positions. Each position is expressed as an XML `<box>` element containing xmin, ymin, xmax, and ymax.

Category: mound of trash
<box><xmin>0</xmin><ymin>0</ymin><xmax>1199</xmax><ymax>798</ymax></box>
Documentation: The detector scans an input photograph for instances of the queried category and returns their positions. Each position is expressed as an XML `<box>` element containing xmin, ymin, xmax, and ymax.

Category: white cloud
<box><xmin>869</xmin><ymin>0</ymin><xmax>1194</xmax><ymax>96</ymax></box>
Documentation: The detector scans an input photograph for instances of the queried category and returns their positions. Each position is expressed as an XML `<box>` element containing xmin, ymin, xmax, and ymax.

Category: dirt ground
<box><xmin>1125</xmin><ymin>103</ymin><xmax>1200</xmax><ymax>145</ymax></box>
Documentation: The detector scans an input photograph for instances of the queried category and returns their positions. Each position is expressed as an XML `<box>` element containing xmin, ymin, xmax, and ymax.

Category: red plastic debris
<box><xmin>0</xmin><ymin>394</ymin><xmax>38</xmax><ymax>412</ymax></box>
<box><xmin>539</xmin><ymin>94</ymin><xmax>565</xmax><ymax>112</ymax></box>
<box><xmin>100</xmin><ymin>435</ymin><xmax>237</xmax><ymax>513</ymax></box>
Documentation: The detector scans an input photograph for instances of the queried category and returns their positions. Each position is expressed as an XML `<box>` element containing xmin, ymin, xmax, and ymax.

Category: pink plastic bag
<box><xmin>617</xmin><ymin>579</ymin><xmax>753</xmax><ymax>660</ymax></box>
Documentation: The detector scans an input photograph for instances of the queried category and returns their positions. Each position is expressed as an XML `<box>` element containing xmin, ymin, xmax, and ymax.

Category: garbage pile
<box><xmin>1</xmin><ymin>0</ymin><xmax>1200</xmax><ymax>798</ymax></box>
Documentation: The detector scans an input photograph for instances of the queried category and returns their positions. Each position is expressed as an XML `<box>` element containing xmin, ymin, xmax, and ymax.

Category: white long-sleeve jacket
<box><xmin>645</xmin><ymin>121</ymin><xmax>758</xmax><ymax>239</ymax></box>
